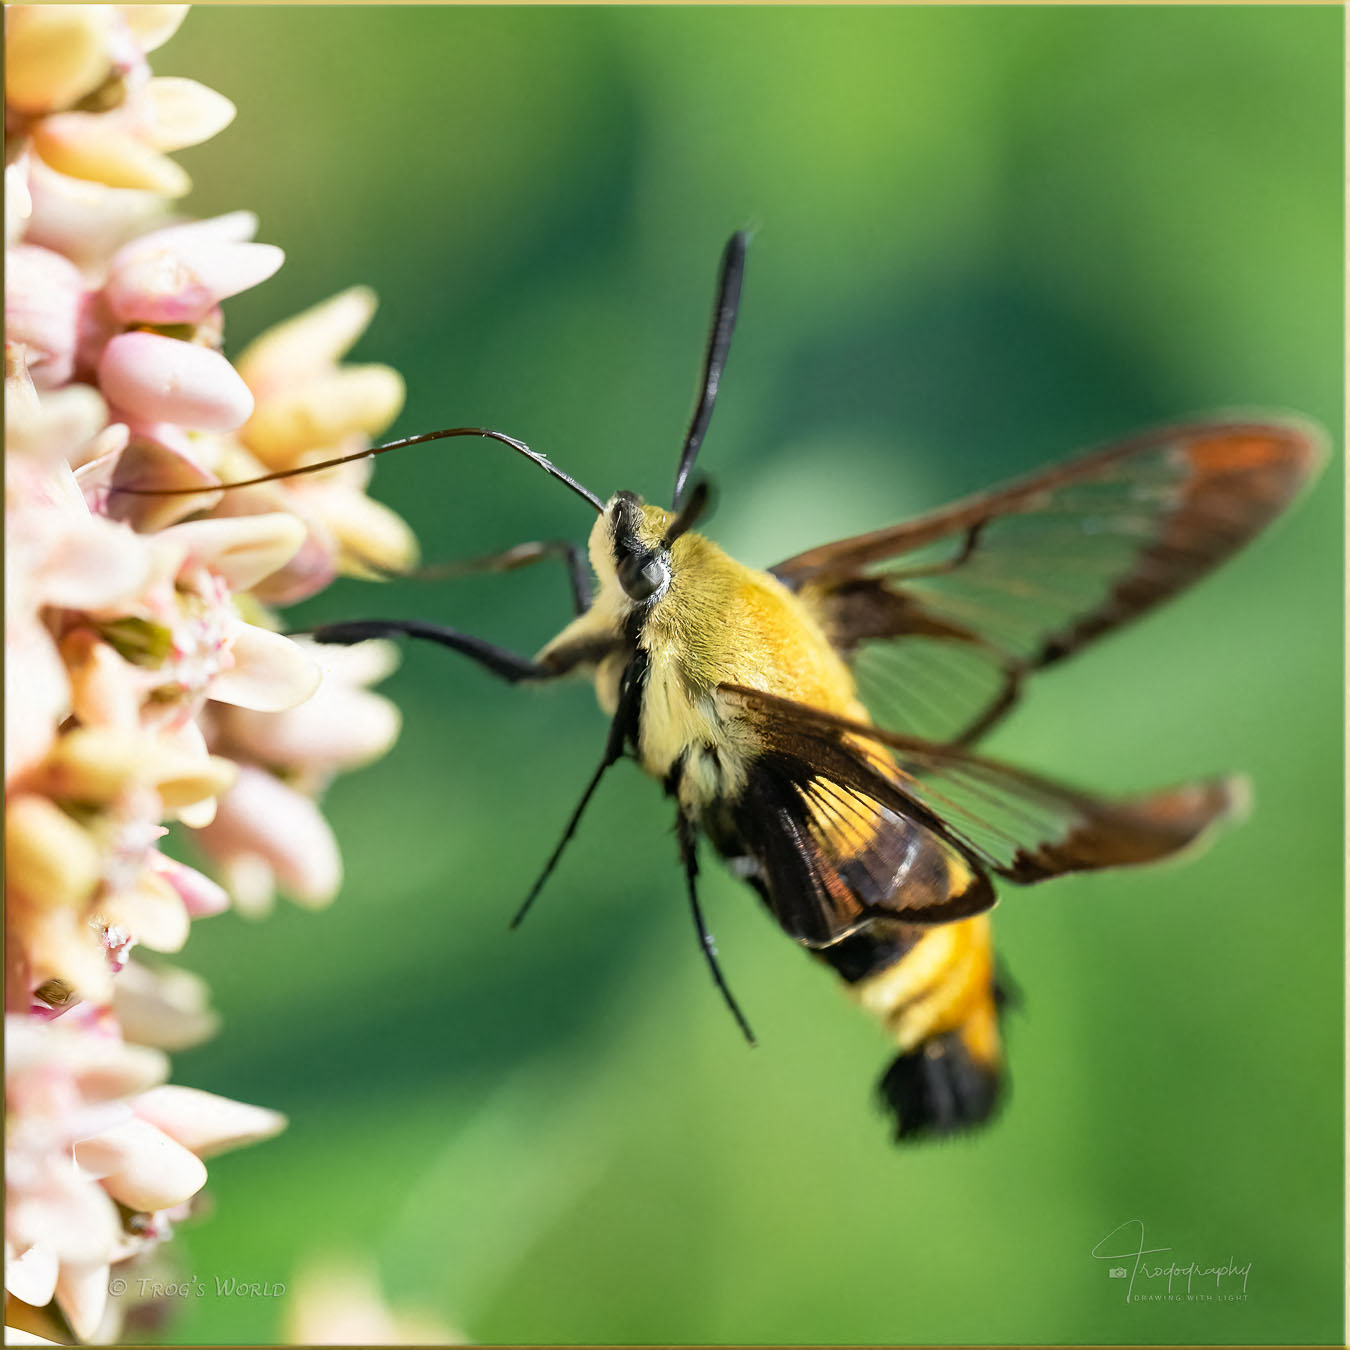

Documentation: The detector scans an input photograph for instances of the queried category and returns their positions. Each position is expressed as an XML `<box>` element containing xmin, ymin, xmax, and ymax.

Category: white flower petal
<box><xmin>113</xmin><ymin>960</ymin><xmax>220</xmax><ymax>1051</ymax></box>
<box><xmin>136</xmin><ymin>209</ymin><xmax>259</xmax><ymax>250</ymax></box>
<box><xmin>119</xmin><ymin>5</ymin><xmax>190</xmax><ymax>53</ymax></box>
<box><xmin>5</xmin><ymin>1243</ymin><xmax>59</xmax><ymax>1308</ymax></box>
<box><xmin>216</xmin><ymin>852</ymin><xmax>275</xmax><ymax>918</ymax></box>
<box><xmin>151</xmin><ymin>852</ymin><xmax>228</xmax><ymax>918</ymax></box>
<box><xmin>33</xmin><ymin>112</ymin><xmax>192</xmax><ymax>197</ymax></box>
<box><xmin>295</xmin><ymin>634</ymin><xmax>400</xmax><ymax>688</ymax></box>
<box><xmin>212</xmin><ymin>622</ymin><xmax>321</xmax><ymax>712</ymax></box>
<box><xmin>55</xmin><ymin>1260</ymin><xmax>111</xmax><ymax>1343</ymax></box>
<box><xmin>39</xmin><ymin>515</ymin><xmax>153</xmax><ymax>613</ymax></box>
<box><xmin>100</xmin><ymin>870</ymin><xmax>190</xmax><ymax>954</ymax></box>
<box><xmin>175</xmin><ymin>795</ymin><xmax>218</xmax><ymax>829</ymax></box>
<box><xmin>3</xmin><ymin>244</ymin><xmax>84</xmax><ymax>388</ymax></box>
<box><xmin>133</xmin><ymin>1085</ymin><xmax>286</xmax><ymax>1158</ymax></box>
<box><xmin>24</xmin><ymin>158</ymin><xmax>169</xmax><ymax>273</ymax></box>
<box><xmin>5</xmin><ymin>1016</ymin><xmax>169</xmax><ymax>1099</ymax></box>
<box><xmin>220</xmin><ymin>685</ymin><xmax>400</xmax><ymax>773</ymax></box>
<box><xmin>4</xmin><ymin>6</ymin><xmax>113</xmax><ymax>115</ymax></box>
<box><xmin>4</xmin><ymin>618</ymin><xmax>70</xmax><ymax>780</ymax></box>
<box><xmin>136</xmin><ymin>77</ymin><xmax>236</xmax><ymax>152</ymax></box>
<box><xmin>75</xmin><ymin>1117</ymin><xmax>207</xmax><ymax>1211</ymax></box>
<box><xmin>161</xmin><ymin>512</ymin><xmax>305</xmax><ymax>591</ymax></box>
<box><xmin>4</xmin><ymin>383</ymin><xmax>109</xmax><ymax>464</ymax></box>
<box><xmin>6</xmin><ymin>152</ymin><xmax>34</xmax><ymax>247</ymax></box>
<box><xmin>6</xmin><ymin>1177</ymin><xmax>121</xmax><ymax>1270</ymax></box>
<box><xmin>199</xmin><ymin>766</ymin><xmax>341</xmax><ymax>907</ymax></box>
<box><xmin>4</xmin><ymin>1329</ymin><xmax>63</xmax><ymax>1346</ymax></box>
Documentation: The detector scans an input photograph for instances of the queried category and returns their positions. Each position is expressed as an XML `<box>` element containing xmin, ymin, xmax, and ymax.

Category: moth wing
<box><xmin>770</xmin><ymin>418</ymin><xmax>1325</xmax><ymax>743</ymax></box>
<box><xmin>717</xmin><ymin>683</ymin><xmax>1242</xmax><ymax>946</ymax></box>
<box><xmin>720</xmin><ymin>712</ymin><xmax>998</xmax><ymax>949</ymax></box>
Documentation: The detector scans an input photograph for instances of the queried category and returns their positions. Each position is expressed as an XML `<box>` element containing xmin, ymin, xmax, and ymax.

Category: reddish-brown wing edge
<box><xmin>770</xmin><ymin>415</ymin><xmax>1326</xmax><ymax>589</ymax></box>
<box><xmin>717</xmin><ymin>683</ymin><xmax>1246</xmax><ymax>884</ymax></box>
<box><xmin>769</xmin><ymin>415</ymin><xmax>1326</xmax><ymax>745</ymax></box>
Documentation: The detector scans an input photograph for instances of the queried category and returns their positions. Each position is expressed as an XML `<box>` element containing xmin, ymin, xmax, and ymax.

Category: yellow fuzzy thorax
<box><xmin>631</xmin><ymin>504</ymin><xmax>859</xmax><ymax>707</ymax></box>
<box><xmin>654</xmin><ymin>536</ymin><xmax>849</xmax><ymax>698</ymax></box>
<box><xmin>534</xmin><ymin>496</ymin><xmax>877</xmax><ymax>812</ymax></box>
<box><xmin>584</xmin><ymin>501</ymin><xmax>866</xmax><ymax>793</ymax></box>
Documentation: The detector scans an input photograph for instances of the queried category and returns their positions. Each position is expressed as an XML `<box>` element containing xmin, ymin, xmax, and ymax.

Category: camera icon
<box><xmin>1108</xmin><ymin>1267</ymin><xmax>1128</xmax><ymax>1279</ymax></box>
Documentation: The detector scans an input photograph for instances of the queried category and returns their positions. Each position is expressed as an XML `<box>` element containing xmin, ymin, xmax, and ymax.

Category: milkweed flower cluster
<box><xmin>5</xmin><ymin>7</ymin><xmax>414</xmax><ymax>1341</ymax></box>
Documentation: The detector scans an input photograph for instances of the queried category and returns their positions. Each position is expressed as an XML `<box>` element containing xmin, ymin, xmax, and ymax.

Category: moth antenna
<box><xmin>110</xmin><ymin>426</ymin><xmax>604</xmax><ymax>513</ymax></box>
<box><xmin>671</xmin><ymin>230</ymin><xmax>749</xmax><ymax>510</ymax></box>
<box><xmin>662</xmin><ymin>478</ymin><xmax>713</xmax><ymax>547</ymax></box>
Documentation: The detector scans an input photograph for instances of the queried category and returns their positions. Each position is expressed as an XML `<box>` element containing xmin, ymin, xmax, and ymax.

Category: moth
<box><xmin>127</xmin><ymin>233</ymin><xmax>1325</xmax><ymax>1141</ymax></box>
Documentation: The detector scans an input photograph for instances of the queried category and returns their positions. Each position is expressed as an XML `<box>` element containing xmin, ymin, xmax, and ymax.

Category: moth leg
<box><xmin>509</xmin><ymin>726</ymin><xmax>625</xmax><ymax>929</ymax></box>
<box><xmin>509</xmin><ymin>652</ymin><xmax>645</xmax><ymax>930</ymax></box>
<box><xmin>676</xmin><ymin>811</ymin><xmax>756</xmax><ymax>1046</ymax></box>
<box><xmin>306</xmin><ymin>619</ymin><xmax>552</xmax><ymax>684</ymax></box>
<box><xmin>536</xmin><ymin>540</ymin><xmax>593</xmax><ymax>615</ymax></box>
<box><xmin>415</xmin><ymin>539</ymin><xmax>593</xmax><ymax>616</ymax></box>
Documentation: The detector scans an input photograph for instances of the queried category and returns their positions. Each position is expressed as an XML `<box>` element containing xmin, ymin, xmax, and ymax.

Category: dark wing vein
<box><xmin>719</xmin><ymin>682</ymin><xmax>1243</xmax><ymax>889</ymax></box>
<box><xmin>771</xmin><ymin>419</ymin><xmax>1325</xmax><ymax>743</ymax></box>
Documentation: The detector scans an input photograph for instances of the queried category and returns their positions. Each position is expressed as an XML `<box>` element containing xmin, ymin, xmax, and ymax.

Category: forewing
<box><xmin>771</xmin><ymin>419</ymin><xmax>1325</xmax><ymax>743</ymax></box>
<box><xmin>724</xmin><ymin>734</ymin><xmax>997</xmax><ymax>949</ymax></box>
<box><xmin>719</xmin><ymin>683</ymin><xmax>1242</xmax><ymax>890</ymax></box>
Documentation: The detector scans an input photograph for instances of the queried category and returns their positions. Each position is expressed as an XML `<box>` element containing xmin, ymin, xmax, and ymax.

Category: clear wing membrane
<box><xmin>717</xmin><ymin>683</ymin><xmax>1241</xmax><ymax>946</ymax></box>
<box><xmin>725</xmin><ymin>734</ymin><xmax>997</xmax><ymax>947</ymax></box>
<box><xmin>771</xmin><ymin>420</ymin><xmax>1325</xmax><ymax>743</ymax></box>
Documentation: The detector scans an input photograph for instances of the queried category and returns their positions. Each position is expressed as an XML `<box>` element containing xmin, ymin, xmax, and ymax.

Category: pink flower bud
<box><xmin>120</xmin><ymin>6</ymin><xmax>190</xmax><ymax>56</ymax></box>
<box><xmin>199</xmin><ymin>765</ymin><xmax>342</xmax><ymax>907</ymax></box>
<box><xmin>133</xmin><ymin>1085</ymin><xmax>285</xmax><ymax>1158</ymax></box>
<box><xmin>5</xmin><ymin>244</ymin><xmax>86</xmax><ymax>388</ymax></box>
<box><xmin>74</xmin><ymin>1116</ymin><xmax>207</xmax><ymax>1211</ymax></box>
<box><xmin>149</xmin><ymin>852</ymin><xmax>229</xmax><ymax>918</ymax></box>
<box><xmin>105</xmin><ymin>237</ymin><xmax>283</xmax><ymax>325</ymax></box>
<box><xmin>98</xmin><ymin>330</ymin><xmax>253</xmax><ymax>431</ymax></box>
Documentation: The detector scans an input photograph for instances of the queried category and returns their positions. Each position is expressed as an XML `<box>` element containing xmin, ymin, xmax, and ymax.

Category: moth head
<box><xmin>594</xmin><ymin>490</ymin><xmax>674</xmax><ymax>604</ymax></box>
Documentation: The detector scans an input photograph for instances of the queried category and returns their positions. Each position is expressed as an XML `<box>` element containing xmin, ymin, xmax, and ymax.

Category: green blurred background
<box><xmin>153</xmin><ymin>6</ymin><xmax>1341</xmax><ymax>1345</ymax></box>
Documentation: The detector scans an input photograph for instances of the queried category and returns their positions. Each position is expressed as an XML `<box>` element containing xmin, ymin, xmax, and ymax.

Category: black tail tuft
<box><xmin>877</xmin><ymin>1032</ymin><xmax>1005</xmax><ymax>1143</ymax></box>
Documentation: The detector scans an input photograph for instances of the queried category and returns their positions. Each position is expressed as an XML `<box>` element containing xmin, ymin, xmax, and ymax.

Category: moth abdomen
<box><xmin>822</xmin><ymin>915</ymin><xmax>1010</xmax><ymax>1141</ymax></box>
<box><xmin>876</xmin><ymin>1029</ymin><xmax>1004</xmax><ymax>1143</ymax></box>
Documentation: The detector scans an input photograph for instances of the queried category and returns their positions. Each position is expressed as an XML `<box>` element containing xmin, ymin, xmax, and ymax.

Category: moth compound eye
<box><xmin>618</xmin><ymin>552</ymin><xmax>669</xmax><ymax>601</ymax></box>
